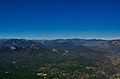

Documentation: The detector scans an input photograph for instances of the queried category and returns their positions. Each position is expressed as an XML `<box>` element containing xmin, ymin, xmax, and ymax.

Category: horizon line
<box><xmin>0</xmin><ymin>37</ymin><xmax>120</xmax><ymax>40</ymax></box>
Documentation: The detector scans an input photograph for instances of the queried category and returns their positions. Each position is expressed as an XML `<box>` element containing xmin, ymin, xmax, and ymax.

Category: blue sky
<box><xmin>0</xmin><ymin>0</ymin><xmax>120</xmax><ymax>39</ymax></box>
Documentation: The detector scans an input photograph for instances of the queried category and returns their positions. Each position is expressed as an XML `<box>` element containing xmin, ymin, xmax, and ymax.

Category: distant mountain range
<box><xmin>0</xmin><ymin>38</ymin><xmax>120</xmax><ymax>52</ymax></box>
<box><xmin>40</xmin><ymin>39</ymin><xmax>120</xmax><ymax>52</ymax></box>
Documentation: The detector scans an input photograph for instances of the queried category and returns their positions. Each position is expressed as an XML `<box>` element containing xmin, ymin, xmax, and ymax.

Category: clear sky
<box><xmin>0</xmin><ymin>0</ymin><xmax>120</xmax><ymax>39</ymax></box>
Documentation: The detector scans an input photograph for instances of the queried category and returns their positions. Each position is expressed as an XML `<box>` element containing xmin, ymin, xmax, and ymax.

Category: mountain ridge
<box><xmin>0</xmin><ymin>38</ymin><xmax>120</xmax><ymax>52</ymax></box>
